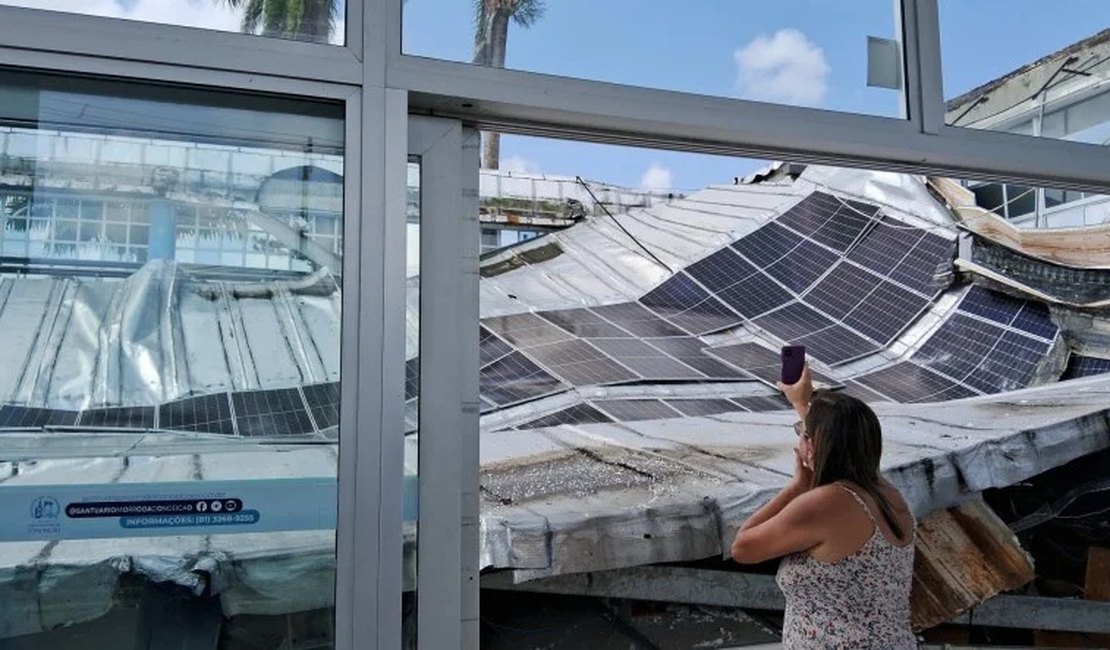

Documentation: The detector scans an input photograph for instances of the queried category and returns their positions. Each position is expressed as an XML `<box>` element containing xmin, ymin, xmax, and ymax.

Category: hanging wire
<box><xmin>574</xmin><ymin>175</ymin><xmax>672</xmax><ymax>273</ymax></box>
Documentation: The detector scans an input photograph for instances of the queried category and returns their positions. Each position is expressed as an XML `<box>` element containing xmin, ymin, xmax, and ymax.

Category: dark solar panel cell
<box><xmin>480</xmin><ymin>352</ymin><xmax>567</xmax><ymax>406</ymax></box>
<box><xmin>964</xmin><ymin>330</ymin><xmax>1050</xmax><ymax>394</ymax></box>
<box><xmin>1062</xmin><ymin>355</ymin><xmax>1110</xmax><ymax>380</ymax></box>
<box><xmin>811</xmin><ymin>201</ymin><xmax>877</xmax><ymax>253</ymax></box>
<box><xmin>78</xmin><ymin>406</ymin><xmax>155</xmax><ymax>429</ymax></box>
<box><xmin>590</xmin><ymin>338</ymin><xmax>704</xmax><ymax>380</ymax></box>
<box><xmin>732</xmin><ymin>222</ymin><xmax>805</xmax><ymax>269</ymax></box>
<box><xmin>855</xmin><ymin>362</ymin><xmax>977</xmax><ymax>403</ymax></box>
<box><xmin>232</xmin><ymin>388</ymin><xmax>315</xmax><ymax>437</ymax></box>
<box><xmin>765</xmin><ymin>241</ymin><xmax>839</xmax><ymax>293</ymax></box>
<box><xmin>704</xmin><ymin>343</ymin><xmax>781</xmax><ymax>384</ymax></box>
<box><xmin>914</xmin><ymin>313</ymin><xmax>1003</xmax><ymax>383</ymax></box>
<box><xmin>774</xmin><ymin>192</ymin><xmax>843</xmax><ymax>237</ymax></box>
<box><xmin>302</xmin><ymin>382</ymin><xmax>341</xmax><ymax>430</ymax></box>
<box><xmin>480</xmin><ymin>326</ymin><xmax>515</xmax><ymax>365</ymax></box>
<box><xmin>159</xmin><ymin>394</ymin><xmax>235</xmax><ymax>435</ymax></box>
<box><xmin>538</xmin><ymin>308</ymin><xmax>633</xmax><ymax>339</ymax></box>
<box><xmin>645</xmin><ymin>337</ymin><xmax>751</xmax><ymax>379</ymax></box>
<box><xmin>525</xmin><ymin>339</ymin><xmax>638</xmax><ymax>386</ymax></box>
<box><xmin>889</xmin><ymin>232</ymin><xmax>954</xmax><ymax>294</ymax></box>
<box><xmin>840</xmin><ymin>381</ymin><xmax>888</xmax><ymax>403</ymax></box>
<box><xmin>803</xmin><ymin>262</ymin><xmax>882</xmax><ymax>320</ymax></box>
<box><xmin>664</xmin><ymin>399</ymin><xmax>741</xmax><ymax>417</ymax></box>
<box><xmin>731</xmin><ymin>395</ymin><xmax>792</xmax><ymax>412</ymax></box>
<box><xmin>842</xmin><ymin>281</ymin><xmax>930</xmax><ymax>344</ymax></box>
<box><xmin>686</xmin><ymin>247</ymin><xmax>759</xmax><ymax>293</ymax></box>
<box><xmin>753</xmin><ymin>302</ymin><xmax>833</xmax><ymax>342</ymax></box>
<box><xmin>591</xmin><ymin>399</ymin><xmax>683</xmax><ymax>422</ymax></box>
<box><xmin>1011</xmin><ymin>301</ymin><xmax>1058</xmax><ymax>340</ymax></box>
<box><xmin>482</xmin><ymin>312</ymin><xmax>574</xmax><ymax>348</ymax></box>
<box><xmin>0</xmin><ymin>405</ymin><xmax>79</xmax><ymax>428</ymax></box>
<box><xmin>796</xmin><ymin>325</ymin><xmax>879</xmax><ymax>366</ymax></box>
<box><xmin>846</xmin><ymin>218</ymin><xmax>923</xmax><ymax>276</ymax></box>
<box><xmin>640</xmin><ymin>272</ymin><xmax>741</xmax><ymax>335</ymax></box>
<box><xmin>519</xmin><ymin>403</ymin><xmax>614</xmax><ymax>430</ymax></box>
<box><xmin>715</xmin><ymin>271</ymin><xmax>794</xmax><ymax>319</ymax></box>
<box><xmin>589</xmin><ymin>302</ymin><xmax>688</xmax><ymax>338</ymax></box>
<box><xmin>958</xmin><ymin>285</ymin><xmax>1022</xmax><ymax>325</ymax></box>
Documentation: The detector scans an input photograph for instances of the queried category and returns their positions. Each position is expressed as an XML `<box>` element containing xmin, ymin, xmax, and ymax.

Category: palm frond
<box><xmin>239</xmin><ymin>0</ymin><xmax>264</xmax><ymax>34</ymax></box>
<box><xmin>510</xmin><ymin>0</ymin><xmax>546</xmax><ymax>28</ymax></box>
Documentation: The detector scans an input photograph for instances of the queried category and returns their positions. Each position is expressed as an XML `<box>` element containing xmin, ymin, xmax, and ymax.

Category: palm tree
<box><xmin>472</xmin><ymin>0</ymin><xmax>546</xmax><ymax>169</ymax></box>
<box><xmin>220</xmin><ymin>0</ymin><xmax>339</xmax><ymax>44</ymax></box>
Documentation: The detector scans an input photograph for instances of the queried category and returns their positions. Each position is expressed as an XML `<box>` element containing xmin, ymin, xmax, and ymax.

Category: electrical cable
<box><xmin>575</xmin><ymin>175</ymin><xmax>672</xmax><ymax>273</ymax></box>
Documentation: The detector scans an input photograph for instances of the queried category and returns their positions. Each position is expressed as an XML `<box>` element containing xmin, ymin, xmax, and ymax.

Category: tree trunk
<box><xmin>481</xmin><ymin>10</ymin><xmax>511</xmax><ymax>170</ymax></box>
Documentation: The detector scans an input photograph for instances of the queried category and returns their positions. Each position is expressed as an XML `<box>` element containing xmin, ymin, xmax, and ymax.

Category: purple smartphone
<box><xmin>781</xmin><ymin>345</ymin><xmax>806</xmax><ymax>385</ymax></box>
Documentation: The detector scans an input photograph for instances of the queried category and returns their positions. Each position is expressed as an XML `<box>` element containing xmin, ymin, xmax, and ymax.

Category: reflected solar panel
<box><xmin>590</xmin><ymin>302</ymin><xmax>688</xmax><ymax>338</ymax></box>
<box><xmin>964</xmin><ymin>330</ymin><xmax>1051</xmax><ymax>394</ymax></box>
<box><xmin>519</xmin><ymin>403</ymin><xmax>614</xmax><ymax>429</ymax></box>
<box><xmin>888</xmin><ymin>231</ymin><xmax>954</xmax><ymax>294</ymax></box>
<box><xmin>0</xmin><ymin>405</ymin><xmax>79</xmax><ymax>428</ymax></box>
<box><xmin>539</xmin><ymin>307</ymin><xmax>632</xmax><ymax>338</ymax></box>
<box><xmin>480</xmin><ymin>351</ymin><xmax>567</xmax><ymax>406</ymax></box>
<box><xmin>855</xmin><ymin>362</ymin><xmax>977</xmax><ymax>403</ymax></box>
<box><xmin>526</xmin><ymin>339</ymin><xmax>638</xmax><ymax>386</ymax></box>
<box><xmin>1063</xmin><ymin>355</ymin><xmax>1110</xmax><ymax>380</ymax></box>
<box><xmin>686</xmin><ymin>248</ymin><xmax>759</xmax><ymax>293</ymax></box>
<box><xmin>774</xmin><ymin>192</ymin><xmax>843</xmax><ymax>236</ymax></box>
<box><xmin>159</xmin><ymin>394</ymin><xmax>236</xmax><ymax>435</ymax></box>
<box><xmin>302</xmin><ymin>382</ymin><xmax>341</xmax><ymax>430</ymax></box>
<box><xmin>480</xmin><ymin>326</ymin><xmax>515</xmax><ymax>365</ymax></box>
<box><xmin>715</xmin><ymin>271</ymin><xmax>794</xmax><ymax>318</ymax></box>
<box><xmin>645</xmin><ymin>337</ymin><xmax>751</xmax><ymax>379</ymax></box>
<box><xmin>732</xmin><ymin>222</ymin><xmax>805</xmax><ymax>269</ymax></box>
<box><xmin>846</xmin><ymin>217</ymin><xmax>923</xmax><ymax>276</ymax></box>
<box><xmin>78</xmin><ymin>406</ymin><xmax>155</xmax><ymax>429</ymax></box>
<box><xmin>665</xmin><ymin>399</ymin><xmax>742</xmax><ymax>417</ymax></box>
<box><xmin>591</xmin><ymin>338</ymin><xmax>704</xmax><ymax>380</ymax></box>
<box><xmin>811</xmin><ymin>201</ymin><xmax>877</xmax><ymax>253</ymax></box>
<box><xmin>765</xmin><ymin>241</ymin><xmax>839</xmax><ymax>293</ymax></box>
<box><xmin>797</xmin><ymin>325</ymin><xmax>879</xmax><ymax>365</ymax></box>
<box><xmin>232</xmin><ymin>388</ymin><xmax>315</xmax><ymax>437</ymax></box>
<box><xmin>731</xmin><ymin>395</ymin><xmax>792</xmax><ymax>412</ymax></box>
<box><xmin>482</xmin><ymin>312</ymin><xmax>573</xmax><ymax>348</ymax></box>
<box><xmin>405</xmin><ymin>398</ymin><xmax>419</xmax><ymax>432</ymax></box>
<box><xmin>803</xmin><ymin>263</ymin><xmax>882</xmax><ymax>321</ymax></box>
<box><xmin>405</xmin><ymin>357</ymin><xmax>420</xmax><ymax>400</ymax></box>
<box><xmin>914</xmin><ymin>313</ymin><xmax>1002</xmax><ymax>383</ymax></box>
<box><xmin>591</xmin><ymin>399</ymin><xmax>683</xmax><ymax>422</ymax></box>
<box><xmin>640</xmin><ymin>272</ymin><xmax>741</xmax><ymax>335</ymax></box>
<box><xmin>753</xmin><ymin>302</ymin><xmax>833</xmax><ymax>342</ymax></box>
<box><xmin>842</xmin><ymin>280</ymin><xmax>930</xmax><ymax>344</ymax></box>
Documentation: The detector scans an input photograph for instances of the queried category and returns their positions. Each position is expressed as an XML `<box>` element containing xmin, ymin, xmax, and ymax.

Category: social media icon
<box><xmin>225</xmin><ymin>500</ymin><xmax>238</xmax><ymax>512</ymax></box>
<box><xmin>196</xmin><ymin>501</ymin><xmax>208</xmax><ymax>513</ymax></box>
<box><xmin>211</xmin><ymin>500</ymin><xmax>223</xmax><ymax>513</ymax></box>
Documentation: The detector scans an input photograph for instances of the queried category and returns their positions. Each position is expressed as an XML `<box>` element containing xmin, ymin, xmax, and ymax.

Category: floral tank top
<box><xmin>775</xmin><ymin>484</ymin><xmax>917</xmax><ymax>649</ymax></box>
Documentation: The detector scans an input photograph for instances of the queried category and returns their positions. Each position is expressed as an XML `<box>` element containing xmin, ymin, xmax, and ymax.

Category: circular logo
<box><xmin>225</xmin><ymin>500</ymin><xmax>238</xmax><ymax>512</ymax></box>
<box><xmin>30</xmin><ymin>496</ymin><xmax>60</xmax><ymax>520</ymax></box>
<box><xmin>196</xmin><ymin>501</ymin><xmax>208</xmax><ymax>513</ymax></box>
<box><xmin>210</xmin><ymin>500</ymin><xmax>223</xmax><ymax>513</ymax></box>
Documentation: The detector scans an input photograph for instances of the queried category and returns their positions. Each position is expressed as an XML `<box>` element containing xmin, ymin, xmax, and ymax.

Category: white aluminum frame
<box><xmin>1</xmin><ymin>0</ymin><xmax>1109</xmax><ymax>648</ymax></box>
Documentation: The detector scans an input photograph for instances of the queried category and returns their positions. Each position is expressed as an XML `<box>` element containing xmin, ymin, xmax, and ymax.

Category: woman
<box><xmin>730</xmin><ymin>366</ymin><xmax>917</xmax><ymax>649</ymax></box>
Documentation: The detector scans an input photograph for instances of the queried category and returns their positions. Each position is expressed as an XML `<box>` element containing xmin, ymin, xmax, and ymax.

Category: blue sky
<box><xmin>403</xmin><ymin>0</ymin><xmax>1110</xmax><ymax>191</ymax></box>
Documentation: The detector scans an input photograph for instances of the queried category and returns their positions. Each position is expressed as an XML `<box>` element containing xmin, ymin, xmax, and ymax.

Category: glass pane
<box><xmin>1</xmin><ymin>0</ymin><xmax>346</xmax><ymax>45</ymax></box>
<box><xmin>403</xmin><ymin>158</ymin><xmax>420</xmax><ymax>646</ymax></box>
<box><xmin>0</xmin><ymin>69</ymin><xmax>344</xmax><ymax>647</ymax></box>
<box><xmin>940</xmin><ymin>1</ymin><xmax>1110</xmax><ymax>144</ymax></box>
<box><xmin>404</xmin><ymin>1</ymin><xmax>906</xmax><ymax>121</ymax></box>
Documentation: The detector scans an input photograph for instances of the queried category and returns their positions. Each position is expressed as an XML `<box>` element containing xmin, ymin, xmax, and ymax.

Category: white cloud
<box><xmin>500</xmin><ymin>155</ymin><xmax>540</xmax><ymax>175</ymax></box>
<box><xmin>639</xmin><ymin>163</ymin><xmax>673</xmax><ymax>192</ymax></box>
<box><xmin>734</xmin><ymin>28</ymin><xmax>830</xmax><ymax>106</ymax></box>
<box><xmin>4</xmin><ymin>0</ymin><xmax>251</xmax><ymax>35</ymax></box>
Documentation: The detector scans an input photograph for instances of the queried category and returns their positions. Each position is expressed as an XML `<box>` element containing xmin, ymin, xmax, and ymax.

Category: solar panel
<box><xmin>888</xmin><ymin>231</ymin><xmax>954</xmax><ymax>294</ymax></box>
<box><xmin>731</xmin><ymin>222</ymin><xmax>805</xmax><ymax>269</ymax></box>
<box><xmin>774</xmin><ymin>192</ymin><xmax>843</xmax><ymax>237</ymax></box>
<box><xmin>811</xmin><ymin>200</ymin><xmax>877</xmax><ymax>253</ymax></box>
<box><xmin>590</xmin><ymin>338</ymin><xmax>705</xmax><ymax>380</ymax></box>
<box><xmin>539</xmin><ymin>307</ymin><xmax>633</xmax><ymax>339</ymax></box>
<box><xmin>958</xmin><ymin>285</ymin><xmax>1022</xmax><ymax>325</ymax></box>
<box><xmin>644</xmin><ymin>337</ymin><xmax>751</xmax><ymax>379</ymax></box>
<box><xmin>302</xmin><ymin>382</ymin><xmax>341</xmax><ymax>430</ymax></box>
<box><xmin>752</xmin><ymin>302</ymin><xmax>833</xmax><ymax>342</ymax></box>
<box><xmin>963</xmin><ymin>330</ymin><xmax>1051</xmax><ymax>394</ymax></box>
<box><xmin>480</xmin><ymin>326</ymin><xmax>515</xmax><ymax>365</ymax></box>
<box><xmin>704</xmin><ymin>342</ymin><xmax>781</xmax><ymax>383</ymax></box>
<box><xmin>802</xmin><ymin>262</ymin><xmax>882</xmax><ymax>321</ymax></box>
<box><xmin>482</xmin><ymin>312</ymin><xmax>573</xmax><ymax>348</ymax></box>
<box><xmin>665</xmin><ymin>399</ymin><xmax>742</xmax><ymax>417</ymax></box>
<box><xmin>715</xmin><ymin>271</ymin><xmax>794</xmax><ymax>319</ymax></box>
<box><xmin>796</xmin><ymin>325</ymin><xmax>879</xmax><ymax>365</ymax></box>
<box><xmin>1062</xmin><ymin>354</ymin><xmax>1110</xmax><ymax>380</ymax></box>
<box><xmin>840</xmin><ymin>382</ymin><xmax>888</xmax><ymax>403</ymax></box>
<box><xmin>589</xmin><ymin>302</ymin><xmax>688</xmax><ymax>338</ymax></box>
<box><xmin>731</xmin><ymin>395</ymin><xmax>792</xmax><ymax>412</ymax></box>
<box><xmin>640</xmin><ymin>272</ymin><xmax>742</xmax><ymax>335</ymax></box>
<box><xmin>685</xmin><ymin>247</ymin><xmax>759</xmax><ymax>293</ymax></box>
<box><xmin>591</xmin><ymin>399</ymin><xmax>683</xmax><ymax>422</ymax></box>
<box><xmin>525</xmin><ymin>339</ymin><xmax>638</xmax><ymax>386</ymax></box>
<box><xmin>846</xmin><ymin>217</ymin><xmax>923</xmax><ymax>276</ymax></box>
<box><xmin>480</xmin><ymin>351</ymin><xmax>568</xmax><ymax>406</ymax></box>
<box><xmin>232</xmin><ymin>388</ymin><xmax>316</xmax><ymax>437</ymax></box>
<box><xmin>1010</xmin><ymin>302</ymin><xmax>1058</xmax><ymax>340</ymax></box>
<box><xmin>159</xmin><ymin>393</ymin><xmax>236</xmax><ymax>436</ymax></box>
<box><xmin>0</xmin><ymin>405</ymin><xmax>79</xmax><ymax>428</ymax></box>
<box><xmin>765</xmin><ymin>240</ymin><xmax>839</xmax><ymax>293</ymax></box>
<box><xmin>78</xmin><ymin>406</ymin><xmax>155</xmax><ymax>429</ymax></box>
<box><xmin>841</xmin><ymin>280</ymin><xmax>930</xmax><ymax>344</ymax></box>
<box><xmin>518</xmin><ymin>403</ymin><xmax>614</xmax><ymax>429</ymax></box>
<box><xmin>855</xmin><ymin>362</ymin><xmax>978</xmax><ymax>403</ymax></box>
<box><xmin>913</xmin><ymin>313</ymin><xmax>1002</xmax><ymax>384</ymax></box>
<box><xmin>405</xmin><ymin>357</ymin><xmax>420</xmax><ymax>400</ymax></box>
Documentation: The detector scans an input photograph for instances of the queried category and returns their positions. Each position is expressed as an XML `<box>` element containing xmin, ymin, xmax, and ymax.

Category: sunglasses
<box><xmin>793</xmin><ymin>421</ymin><xmax>810</xmax><ymax>440</ymax></box>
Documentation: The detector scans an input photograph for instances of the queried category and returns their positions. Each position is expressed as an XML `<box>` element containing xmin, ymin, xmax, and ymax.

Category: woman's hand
<box><xmin>777</xmin><ymin>364</ymin><xmax>813</xmax><ymax>418</ymax></box>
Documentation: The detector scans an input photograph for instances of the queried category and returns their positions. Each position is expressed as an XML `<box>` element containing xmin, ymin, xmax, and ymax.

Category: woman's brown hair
<box><xmin>805</xmin><ymin>391</ymin><xmax>905</xmax><ymax>541</ymax></box>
